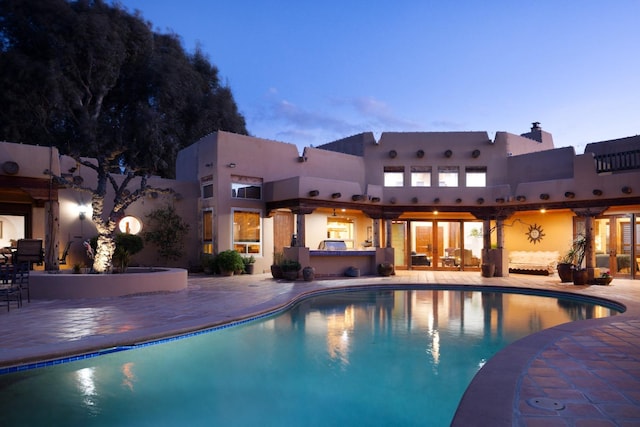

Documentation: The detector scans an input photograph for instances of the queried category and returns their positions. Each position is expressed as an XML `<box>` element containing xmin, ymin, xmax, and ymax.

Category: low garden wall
<box><xmin>30</xmin><ymin>268</ymin><xmax>188</xmax><ymax>299</ymax></box>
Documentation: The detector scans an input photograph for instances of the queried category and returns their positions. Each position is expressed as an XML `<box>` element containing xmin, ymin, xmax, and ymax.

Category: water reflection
<box><xmin>283</xmin><ymin>289</ymin><xmax>615</xmax><ymax>370</ymax></box>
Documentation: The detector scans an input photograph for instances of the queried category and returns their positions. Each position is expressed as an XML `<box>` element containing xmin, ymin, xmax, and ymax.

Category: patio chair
<box><xmin>14</xmin><ymin>239</ymin><xmax>44</xmax><ymax>267</ymax></box>
<box><xmin>14</xmin><ymin>262</ymin><xmax>30</xmax><ymax>303</ymax></box>
<box><xmin>0</xmin><ymin>264</ymin><xmax>22</xmax><ymax>311</ymax></box>
<box><xmin>59</xmin><ymin>240</ymin><xmax>73</xmax><ymax>265</ymax></box>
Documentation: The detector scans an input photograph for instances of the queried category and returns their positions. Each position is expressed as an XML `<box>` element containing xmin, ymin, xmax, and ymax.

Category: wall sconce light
<box><xmin>455</xmin><ymin>198</ymin><xmax>462</xmax><ymax>203</ymax></box>
<box><xmin>476</xmin><ymin>197</ymin><xmax>484</xmax><ymax>204</ymax></box>
<box><xmin>77</xmin><ymin>204</ymin><xmax>91</xmax><ymax>220</ymax></box>
<box><xmin>352</xmin><ymin>194</ymin><xmax>364</xmax><ymax>201</ymax></box>
<box><xmin>370</xmin><ymin>197</ymin><xmax>381</xmax><ymax>203</ymax></box>
<box><xmin>118</xmin><ymin>216</ymin><xmax>142</xmax><ymax>234</ymax></box>
<box><xmin>592</xmin><ymin>189</ymin><xmax>603</xmax><ymax>196</ymax></box>
<box><xmin>227</xmin><ymin>163</ymin><xmax>236</xmax><ymax>168</ymax></box>
<box><xmin>472</xmin><ymin>149</ymin><xmax>481</xmax><ymax>158</ymax></box>
<box><xmin>564</xmin><ymin>191</ymin><xmax>575</xmax><ymax>199</ymax></box>
<box><xmin>308</xmin><ymin>190</ymin><xmax>319</xmax><ymax>197</ymax></box>
<box><xmin>539</xmin><ymin>193</ymin><xmax>550</xmax><ymax>200</ymax></box>
<box><xmin>444</xmin><ymin>149</ymin><xmax>453</xmax><ymax>158</ymax></box>
<box><xmin>388</xmin><ymin>150</ymin><xmax>397</xmax><ymax>158</ymax></box>
<box><xmin>416</xmin><ymin>149</ymin><xmax>425</xmax><ymax>158</ymax></box>
<box><xmin>622</xmin><ymin>186</ymin><xmax>632</xmax><ymax>194</ymax></box>
<box><xmin>433</xmin><ymin>197</ymin><xmax>440</xmax><ymax>203</ymax></box>
<box><xmin>516</xmin><ymin>195</ymin><xmax>526</xmax><ymax>202</ymax></box>
<box><xmin>331</xmin><ymin>192</ymin><xmax>341</xmax><ymax>199</ymax></box>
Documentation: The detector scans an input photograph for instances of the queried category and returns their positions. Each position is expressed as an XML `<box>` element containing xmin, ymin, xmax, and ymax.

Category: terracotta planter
<box><xmin>593</xmin><ymin>276</ymin><xmax>613</xmax><ymax>286</ymax></box>
<box><xmin>481</xmin><ymin>263</ymin><xmax>495</xmax><ymax>278</ymax></box>
<box><xmin>573</xmin><ymin>269</ymin><xmax>588</xmax><ymax>285</ymax></box>
<box><xmin>377</xmin><ymin>263</ymin><xmax>393</xmax><ymax>276</ymax></box>
<box><xmin>270</xmin><ymin>265</ymin><xmax>283</xmax><ymax>279</ymax></box>
<box><xmin>557</xmin><ymin>263</ymin><xmax>574</xmax><ymax>283</ymax></box>
<box><xmin>302</xmin><ymin>266</ymin><xmax>315</xmax><ymax>281</ymax></box>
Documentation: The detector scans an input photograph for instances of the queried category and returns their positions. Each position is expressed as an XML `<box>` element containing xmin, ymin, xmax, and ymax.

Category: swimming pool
<box><xmin>0</xmin><ymin>288</ymin><xmax>620</xmax><ymax>426</ymax></box>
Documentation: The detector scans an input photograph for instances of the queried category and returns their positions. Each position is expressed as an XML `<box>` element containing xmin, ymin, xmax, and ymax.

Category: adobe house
<box><xmin>1</xmin><ymin>123</ymin><xmax>639</xmax><ymax>281</ymax></box>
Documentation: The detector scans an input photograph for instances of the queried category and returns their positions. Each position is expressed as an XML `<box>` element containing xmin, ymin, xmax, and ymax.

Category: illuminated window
<box><xmin>202</xmin><ymin>210</ymin><xmax>213</xmax><ymax>254</ymax></box>
<box><xmin>465</xmin><ymin>166</ymin><xmax>487</xmax><ymax>187</ymax></box>
<box><xmin>384</xmin><ymin>166</ymin><xmax>404</xmax><ymax>187</ymax></box>
<box><xmin>411</xmin><ymin>166</ymin><xmax>431</xmax><ymax>187</ymax></box>
<box><xmin>233</xmin><ymin>209</ymin><xmax>261</xmax><ymax>254</ymax></box>
<box><xmin>232</xmin><ymin>175</ymin><xmax>262</xmax><ymax>199</ymax></box>
<box><xmin>438</xmin><ymin>166</ymin><xmax>459</xmax><ymax>187</ymax></box>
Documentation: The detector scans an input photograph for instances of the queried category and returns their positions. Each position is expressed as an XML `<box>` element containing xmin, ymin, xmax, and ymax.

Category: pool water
<box><xmin>0</xmin><ymin>289</ymin><xmax>618</xmax><ymax>426</ymax></box>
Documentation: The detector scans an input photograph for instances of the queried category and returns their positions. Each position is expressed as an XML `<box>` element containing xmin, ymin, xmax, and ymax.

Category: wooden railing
<box><xmin>595</xmin><ymin>149</ymin><xmax>640</xmax><ymax>173</ymax></box>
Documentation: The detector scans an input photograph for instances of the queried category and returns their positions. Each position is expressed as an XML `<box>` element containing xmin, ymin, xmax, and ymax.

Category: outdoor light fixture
<box><xmin>119</xmin><ymin>216</ymin><xmax>142</xmax><ymax>235</ymax></box>
<box><xmin>77</xmin><ymin>204</ymin><xmax>91</xmax><ymax>220</ymax></box>
<box><xmin>227</xmin><ymin>163</ymin><xmax>236</xmax><ymax>168</ymax></box>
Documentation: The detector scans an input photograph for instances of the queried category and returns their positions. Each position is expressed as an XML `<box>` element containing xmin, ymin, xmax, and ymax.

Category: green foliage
<box><xmin>242</xmin><ymin>256</ymin><xmax>256</xmax><ymax>266</ymax></box>
<box><xmin>216</xmin><ymin>250</ymin><xmax>244</xmax><ymax>273</ymax></box>
<box><xmin>201</xmin><ymin>253</ymin><xmax>216</xmax><ymax>274</ymax></box>
<box><xmin>0</xmin><ymin>0</ymin><xmax>247</xmax><ymax>178</ymax></box>
<box><xmin>112</xmin><ymin>233</ymin><xmax>144</xmax><ymax>272</ymax></box>
<box><xmin>279</xmin><ymin>259</ymin><xmax>301</xmax><ymax>272</ymax></box>
<box><xmin>560</xmin><ymin>234</ymin><xmax>587</xmax><ymax>267</ymax></box>
<box><xmin>143</xmin><ymin>205</ymin><xmax>190</xmax><ymax>264</ymax></box>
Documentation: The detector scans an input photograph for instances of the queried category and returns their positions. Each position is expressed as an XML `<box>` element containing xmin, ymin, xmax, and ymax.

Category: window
<box><xmin>438</xmin><ymin>166</ymin><xmax>459</xmax><ymax>187</ymax></box>
<box><xmin>232</xmin><ymin>175</ymin><xmax>262</xmax><ymax>199</ymax></box>
<box><xmin>384</xmin><ymin>166</ymin><xmax>404</xmax><ymax>187</ymax></box>
<box><xmin>202</xmin><ymin>209</ymin><xmax>213</xmax><ymax>254</ymax></box>
<box><xmin>233</xmin><ymin>209</ymin><xmax>261</xmax><ymax>254</ymax></box>
<box><xmin>465</xmin><ymin>166</ymin><xmax>487</xmax><ymax>187</ymax></box>
<box><xmin>411</xmin><ymin>166</ymin><xmax>431</xmax><ymax>187</ymax></box>
<box><xmin>202</xmin><ymin>183</ymin><xmax>213</xmax><ymax>199</ymax></box>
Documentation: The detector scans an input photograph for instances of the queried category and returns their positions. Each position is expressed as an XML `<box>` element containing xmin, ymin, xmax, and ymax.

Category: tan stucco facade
<box><xmin>1</xmin><ymin>123</ymin><xmax>639</xmax><ymax>279</ymax></box>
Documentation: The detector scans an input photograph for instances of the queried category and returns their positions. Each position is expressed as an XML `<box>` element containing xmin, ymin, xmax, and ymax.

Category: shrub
<box><xmin>216</xmin><ymin>250</ymin><xmax>244</xmax><ymax>273</ymax></box>
<box><xmin>280</xmin><ymin>259</ymin><xmax>301</xmax><ymax>272</ymax></box>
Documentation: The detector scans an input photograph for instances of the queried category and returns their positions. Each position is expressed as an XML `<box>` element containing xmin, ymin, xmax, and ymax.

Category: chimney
<box><xmin>531</xmin><ymin>122</ymin><xmax>541</xmax><ymax>131</ymax></box>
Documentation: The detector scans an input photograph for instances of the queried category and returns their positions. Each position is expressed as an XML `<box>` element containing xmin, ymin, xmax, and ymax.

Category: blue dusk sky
<box><xmin>115</xmin><ymin>0</ymin><xmax>639</xmax><ymax>153</ymax></box>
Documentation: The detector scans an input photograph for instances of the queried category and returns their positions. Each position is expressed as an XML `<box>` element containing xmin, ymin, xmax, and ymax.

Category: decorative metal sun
<box><xmin>526</xmin><ymin>223</ymin><xmax>545</xmax><ymax>244</ymax></box>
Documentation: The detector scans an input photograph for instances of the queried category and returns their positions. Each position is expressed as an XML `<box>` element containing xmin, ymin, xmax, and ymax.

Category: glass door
<box><xmin>594</xmin><ymin>214</ymin><xmax>639</xmax><ymax>279</ymax></box>
<box><xmin>391</xmin><ymin>221</ymin><xmax>407</xmax><ymax>269</ymax></box>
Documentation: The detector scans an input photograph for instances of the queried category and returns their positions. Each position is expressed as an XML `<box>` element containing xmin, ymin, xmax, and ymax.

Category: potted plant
<box><xmin>557</xmin><ymin>244</ymin><xmax>577</xmax><ymax>283</ymax></box>
<box><xmin>570</xmin><ymin>235</ymin><xmax>588</xmax><ymax>285</ymax></box>
<box><xmin>243</xmin><ymin>255</ymin><xmax>256</xmax><ymax>274</ymax></box>
<box><xmin>593</xmin><ymin>270</ymin><xmax>613</xmax><ymax>285</ymax></box>
<box><xmin>280</xmin><ymin>259</ymin><xmax>301</xmax><ymax>281</ymax></box>
<box><xmin>216</xmin><ymin>249</ymin><xmax>244</xmax><ymax>276</ymax></box>
<box><xmin>201</xmin><ymin>253</ymin><xmax>216</xmax><ymax>275</ymax></box>
<box><xmin>271</xmin><ymin>252</ymin><xmax>284</xmax><ymax>279</ymax></box>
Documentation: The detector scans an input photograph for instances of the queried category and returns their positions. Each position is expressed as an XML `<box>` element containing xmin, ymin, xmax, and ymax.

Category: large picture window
<box><xmin>233</xmin><ymin>209</ymin><xmax>261</xmax><ymax>254</ymax></box>
<box><xmin>438</xmin><ymin>166</ymin><xmax>459</xmax><ymax>187</ymax></box>
<box><xmin>465</xmin><ymin>166</ymin><xmax>487</xmax><ymax>187</ymax></box>
<box><xmin>384</xmin><ymin>166</ymin><xmax>404</xmax><ymax>187</ymax></box>
<box><xmin>411</xmin><ymin>166</ymin><xmax>431</xmax><ymax>187</ymax></box>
